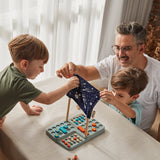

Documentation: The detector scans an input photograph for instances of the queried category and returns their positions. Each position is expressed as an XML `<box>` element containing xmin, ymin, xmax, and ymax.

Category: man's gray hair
<box><xmin>116</xmin><ymin>22</ymin><xmax>146</xmax><ymax>44</ymax></box>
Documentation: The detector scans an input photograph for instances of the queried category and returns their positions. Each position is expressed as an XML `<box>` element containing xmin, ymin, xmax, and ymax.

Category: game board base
<box><xmin>46</xmin><ymin>114</ymin><xmax>105</xmax><ymax>150</ymax></box>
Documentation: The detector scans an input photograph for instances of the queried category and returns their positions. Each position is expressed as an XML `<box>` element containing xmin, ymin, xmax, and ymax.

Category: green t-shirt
<box><xmin>0</xmin><ymin>63</ymin><xmax>42</xmax><ymax>118</ymax></box>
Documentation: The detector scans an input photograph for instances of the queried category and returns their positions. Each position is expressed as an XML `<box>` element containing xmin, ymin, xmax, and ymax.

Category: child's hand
<box><xmin>28</xmin><ymin>105</ymin><xmax>43</xmax><ymax>115</ymax></box>
<box><xmin>100</xmin><ymin>89</ymin><xmax>117</xmax><ymax>105</ymax></box>
<box><xmin>0</xmin><ymin>116</ymin><xmax>6</xmax><ymax>128</ymax></box>
<box><xmin>67</xmin><ymin>76</ymin><xmax>80</xmax><ymax>90</ymax></box>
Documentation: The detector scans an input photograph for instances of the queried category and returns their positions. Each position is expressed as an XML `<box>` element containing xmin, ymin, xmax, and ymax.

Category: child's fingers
<box><xmin>35</xmin><ymin>108</ymin><xmax>43</xmax><ymax>112</ymax></box>
<box><xmin>100</xmin><ymin>91</ymin><xmax>108</xmax><ymax>97</ymax></box>
<box><xmin>1</xmin><ymin>116</ymin><xmax>6</xmax><ymax>122</ymax></box>
<box><xmin>101</xmin><ymin>96</ymin><xmax>111</xmax><ymax>102</ymax></box>
<box><xmin>71</xmin><ymin>76</ymin><xmax>78</xmax><ymax>80</ymax></box>
<box><xmin>31</xmin><ymin>105</ymin><xmax>43</xmax><ymax>115</ymax></box>
<box><xmin>101</xmin><ymin>93</ymin><xmax>112</xmax><ymax>101</ymax></box>
<box><xmin>100</xmin><ymin>90</ymin><xmax>113</xmax><ymax>96</ymax></box>
<box><xmin>31</xmin><ymin>109</ymin><xmax>42</xmax><ymax>115</ymax></box>
<box><xmin>32</xmin><ymin>105</ymin><xmax>43</xmax><ymax>110</ymax></box>
<box><xmin>100</xmin><ymin>91</ymin><xmax>105</xmax><ymax>96</ymax></box>
<box><xmin>32</xmin><ymin>111</ymin><xmax>40</xmax><ymax>115</ymax></box>
<box><xmin>0</xmin><ymin>116</ymin><xmax>6</xmax><ymax>127</ymax></box>
<box><xmin>72</xmin><ymin>77</ymin><xmax>80</xmax><ymax>86</ymax></box>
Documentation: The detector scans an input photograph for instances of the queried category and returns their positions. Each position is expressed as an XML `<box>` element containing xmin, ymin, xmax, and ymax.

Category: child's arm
<box><xmin>33</xmin><ymin>76</ymin><xmax>79</xmax><ymax>104</ymax></box>
<box><xmin>20</xmin><ymin>101</ymin><xmax>43</xmax><ymax>115</ymax></box>
<box><xmin>0</xmin><ymin>116</ymin><xmax>6</xmax><ymax>128</ymax></box>
<box><xmin>100</xmin><ymin>89</ymin><xmax>136</xmax><ymax>118</ymax></box>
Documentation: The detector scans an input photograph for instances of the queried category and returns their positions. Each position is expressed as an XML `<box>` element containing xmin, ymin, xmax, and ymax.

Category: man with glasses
<box><xmin>56</xmin><ymin>22</ymin><xmax>160</xmax><ymax>138</ymax></box>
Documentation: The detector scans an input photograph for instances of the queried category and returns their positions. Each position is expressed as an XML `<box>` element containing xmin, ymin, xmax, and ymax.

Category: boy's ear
<box><xmin>131</xmin><ymin>94</ymin><xmax>139</xmax><ymax>101</ymax></box>
<box><xmin>20</xmin><ymin>59</ymin><xmax>29</xmax><ymax>71</ymax></box>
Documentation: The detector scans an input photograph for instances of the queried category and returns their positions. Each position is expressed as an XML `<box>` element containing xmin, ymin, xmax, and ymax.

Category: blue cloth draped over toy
<box><xmin>67</xmin><ymin>74</ymin><xmax>100</xmax><ymax>118</ymax></box>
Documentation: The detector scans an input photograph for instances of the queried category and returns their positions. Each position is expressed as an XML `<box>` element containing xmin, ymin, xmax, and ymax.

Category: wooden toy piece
<box><xmin>66</xmin><ymin>98</ymin><xmax>71</xmax><ymax>121</ymax></box>
<box><xmin>74</xmin><ymin>155</ymin><xmax>78</xmax><ymax>160</ymax></box>
<box><xmin>85</xmin><ymin>118</ymin><xmax>89</xmax><ymax>137</ymax></box>
<box><xmin>76</xmin><ymin>105</ymin><xmax>81</xmax><ymax>110</ymax></box>
<box><xmin>91</xmin><ymin>110</ymin><xmax>96</xmax><ymax>118</ymax></box>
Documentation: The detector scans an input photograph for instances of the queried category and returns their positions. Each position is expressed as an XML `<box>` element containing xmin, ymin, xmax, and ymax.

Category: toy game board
<box><xmin>46</xmin><ymin>113</ymin><xmax>105</xmax><ymax>150</ymax></box>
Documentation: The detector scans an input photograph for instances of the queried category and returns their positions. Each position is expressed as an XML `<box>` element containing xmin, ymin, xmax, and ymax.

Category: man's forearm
<box><xmin>76</xmin><ymin>65</ymin><xmax>100</xmax><ymax>81</ymax></box>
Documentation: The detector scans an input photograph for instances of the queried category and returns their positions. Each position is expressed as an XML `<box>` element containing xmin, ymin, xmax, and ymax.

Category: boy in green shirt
<box><xmin>0</xmin><ymin>34</ymin><xmax>79</xmax><ymax>128</ymax></box>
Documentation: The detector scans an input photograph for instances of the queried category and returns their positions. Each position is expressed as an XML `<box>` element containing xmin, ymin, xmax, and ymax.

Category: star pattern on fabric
<box><xmin>67</xmin><ymin>74</ymin><xmax>100</xmax><ymax>118</ymax></box>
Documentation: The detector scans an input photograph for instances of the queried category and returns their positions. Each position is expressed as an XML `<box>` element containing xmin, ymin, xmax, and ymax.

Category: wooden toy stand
<box><xmin>66</xmin><ymin>98</ymin><xmax>89</xmax><ymax>137</ymax></box>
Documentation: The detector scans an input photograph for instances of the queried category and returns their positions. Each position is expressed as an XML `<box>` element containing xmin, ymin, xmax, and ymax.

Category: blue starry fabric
<box><xmin>67</xmin><ymin>74</ymin><xmax>100</xmax><ymax>118</ymax></box>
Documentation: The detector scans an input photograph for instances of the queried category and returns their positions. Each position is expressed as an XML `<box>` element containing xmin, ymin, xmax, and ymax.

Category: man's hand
<box><xmin>56</xmin><ymin>62</ymin><xmax>77</xmax><ymax>78</ymax></box>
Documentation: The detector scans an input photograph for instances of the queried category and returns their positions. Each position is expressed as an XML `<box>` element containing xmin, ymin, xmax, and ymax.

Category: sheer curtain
<box><xmin>0</xmin><ymin>0</ymin><xmax>105</xmax><ymax>82</ymax></box>
<box><xmin>0</xmin><ymin>0</ymin><xmax>153</xmax><ymax>82</ymax></box>
<box><xmin>98</xmin><ymin>0</ymin><xmax>153</xmax><ymax>61</ymax></box>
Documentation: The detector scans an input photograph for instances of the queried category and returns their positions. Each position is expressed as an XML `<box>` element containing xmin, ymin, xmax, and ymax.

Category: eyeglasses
<box><xmin>112</xmin><ymin>45</ymin><xmax>132</xmax><ymax>53</ymax></box>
